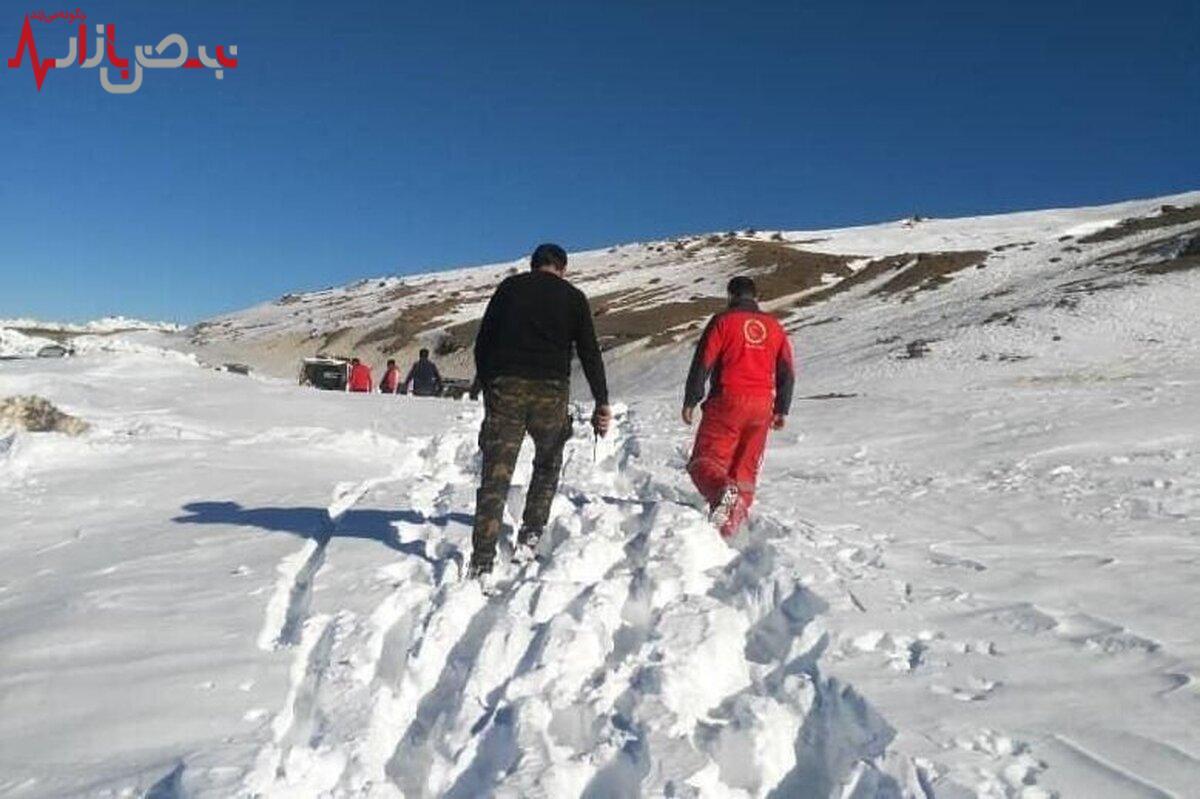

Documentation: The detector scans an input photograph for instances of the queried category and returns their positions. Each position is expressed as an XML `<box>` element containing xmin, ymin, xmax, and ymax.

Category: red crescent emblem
<box><xmin>743</xmin><ymin>318</ymin><xmax>768</xmax><ymax>346</ymax></box>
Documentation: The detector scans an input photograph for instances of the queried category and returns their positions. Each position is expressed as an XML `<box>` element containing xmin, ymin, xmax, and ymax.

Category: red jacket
<box><xmin>380</xmin><ymin>366</ymin><xmax>401</xmax><ymax>393</ymax></box>
<box><xmin>684</xmin><ymin>299</ymin><xmax>795</xmax><ymax>414</ymax></box>
<box><xmin>347</xmin><ymin>362</ymin><xmax>373</xmax><ymax>392</ymax></box>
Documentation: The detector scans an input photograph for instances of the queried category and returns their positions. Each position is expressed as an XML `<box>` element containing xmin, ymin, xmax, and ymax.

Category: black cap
<box><xmin>531</xmin><ymin>243</ymin><xmax>568</xmax><ymax>271</ymax></box>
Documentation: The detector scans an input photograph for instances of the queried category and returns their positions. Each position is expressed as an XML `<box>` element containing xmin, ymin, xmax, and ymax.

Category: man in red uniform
<box><xmin>347</xmin><ymin>357</ymin><xmax>373</xmax><ymax>393</ymax></box>
<box><xmin>682</xmin><ymin>276</ymin><xmax>795</xmax><ymax>537</ymax></box>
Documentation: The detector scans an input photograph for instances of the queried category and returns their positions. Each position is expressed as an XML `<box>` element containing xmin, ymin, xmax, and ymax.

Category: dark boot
<box><xmin>514</xmin><ymin>526</ymin><xmax>544</xmax><ymax>563</ymax></box>
<box><xmin>467</xmin><ymin>555</ymin><xmax>494</xmax><ymax>579</ymax></box>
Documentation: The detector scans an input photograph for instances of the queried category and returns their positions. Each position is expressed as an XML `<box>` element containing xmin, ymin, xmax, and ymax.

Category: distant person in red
<box><xmin>380</xmin><ymin>359</ymin><xmax>401</xmax><ymax>394</ymax></box>
<box><xmin>347</xmin><ymin>357</ymin><xmax>373</xmax><ymax>393</ymax></box>
<box><xmin>682</xmin><ymin>276</ymin><xmax>795</xmax><ymax>537</ymax></box>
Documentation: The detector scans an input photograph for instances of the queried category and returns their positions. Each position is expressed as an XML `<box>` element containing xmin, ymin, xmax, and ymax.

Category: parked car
<box><xmin>396</xmin><ymin>376</ymin><xmax>475</xmax><ymax>399</ymax></box>
<box><xmin>299</xmin><ymin>357</ymin><xmax>350</xmax><ymax>391</ymax></box>
<box><xmin>441</xmin><ymin>377</ymin><xmax>475</xmax><ymax>399</ymax></box>
<box><xmin>37</xmin><ymin>344</ymin><xmax>74</xmax><ymax>358</ymax></box>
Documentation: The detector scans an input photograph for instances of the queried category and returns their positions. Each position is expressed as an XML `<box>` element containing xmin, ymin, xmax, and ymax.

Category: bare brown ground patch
<box><xmin>338</xmin><ymin>241</ymin><xmax>980</xmax><ymax>356</ymax></box>
<box><xmin>1139</xmin><ymin>257</ymin><xmax>1200</xmax><ymax>274</ymax></box>
<box><xmin>318</xmin><ymin>326</ymin><xmax>355</xmax><ymax>353</ymax></box>
<box><xmin>1095</xmin><ymin>225</ymin><xmax>1200</xmax><ymax>264</ymax></box>
<box><xmin>1136</xmin><ymin>248</ymin><xmax>1200</xmax><ymax>275</ymax></box>
<box><xmin>438</xmin><ymin>318</ymin><xmax>482</xmax><ymax>354</ymax></box>
<box><xmin>14</xmin><ymin>326</ymin><xmax>187</xmax><ymax>345</ymax></box>
<box><xmin>798</xmin><ymin>392</ymin><xmax>858</xmax><ymax>400</ymax></box>
<box><xmin>786</xmin><ymin>315</ymin><xmax>842</xmax><ymax>332</ymax></box>
<box><xmin>588</xmin><ymin>240</ymin><xmax>856</xmax><ymax>348</ymax></box>
<box><xmin>786</xmin><ymin>249</ymin><xmax>986</xmax><ymax>311</ymax></box>
<box><xmin>355</xmin><ymin>297</ymin><xmax>461</xmax><ymax>353</ymax></box>
<box><xmin>592</xmin><ymin>286</ymin><xmax>679</xmax><ymax>315</ymax></box>
<box><xmin>725</xmin><ymin>240</ymin><xmax>858</xmax><ymax>300</ymax></box>
<box><xmin>436</xmin><ymin>288</ymin><xmax>727</xmax><ymax>353</ymax></box>
<box><xmin>8</xmin><ymin>327</ymin><xmax>76</xmax><ymax>344</ymax></box>
<box><xmin>1055</xmin><ymin>230</ymin><xmax>1200</xmax><ymax>298</ymax></box>
<box><xmin>871</xmin><ymin>250</ymin><xmax>989</xmax><ymax>295</ymax></box>
<box><xmin>794</xmin><ymin>254</ymin><xmax>912</xmax><ymax>308</ymax></box>
<box><xmin>1078</xmin><ymin>204</ymin><xmax>1200</xmax><ymax>244</ymax></box>
<box><xmin>602</xmin><ymin>298</ymin><xmax>726</xmax><ymax>349</ymax></box>
<box><xmin>381</xmin><ymin>284</ymin><xmax>422</xmax><ymax>303</ymax></box>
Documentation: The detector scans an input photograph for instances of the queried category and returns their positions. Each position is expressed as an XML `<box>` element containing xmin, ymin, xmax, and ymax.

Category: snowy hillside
<box><xmin>3</xmin><ymin>191</ymin><xmax>1200</xmax><ymax>797</ymax></box>
<box><xmin>188</xmin><ymin>192</ymin><xmax>1200</xmax><ymax>387</ymax></box>
<box><xmin>0</xmin><ymin>328</ymin><xmax>57</xmax><ymax>358</ymax></box>
<box><xmin>0</xmin><ymin>317</ymin><xmax>183</xmax><ymax>335</ymax></box>
<box><xmin>0</xmin><ymin>317</ymin><xmax>184</xmax><ymax>359</ymax></box>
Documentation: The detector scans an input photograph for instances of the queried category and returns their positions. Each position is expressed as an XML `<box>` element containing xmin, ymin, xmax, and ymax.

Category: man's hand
<box><xmin>771</xmin><ymin>413</ymin><xmax>786</xmax><ymax>430</ymax></box>
<box><xmin>681</xmin><ymin>405</ymin><xmax>696</xmax><ymax>426</ymax></box>
<box><xmin>592</xmin><ymin>404</ymin><xmax>613</xmax><ymax>438</ymax></box>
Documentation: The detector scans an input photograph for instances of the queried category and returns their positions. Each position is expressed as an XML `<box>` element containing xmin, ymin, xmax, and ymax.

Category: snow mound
<box><xmin>70</xmin><ymin>334</ymin><xmax>199</xmax><ymax>364</ymax></box>
<box><xmin>0</xmin><ymin>316</ymin><xmax>182</xmax><ymax>333</ymax></box>
<box><xmin>0</xmin><ymin>395</ymin><xmax>90</xmax><ymax>435</ymax></box>
<box><xmin>0</xmin><ymin>327</ymin><xmax>56</xmax><ymax>357</ymax></box>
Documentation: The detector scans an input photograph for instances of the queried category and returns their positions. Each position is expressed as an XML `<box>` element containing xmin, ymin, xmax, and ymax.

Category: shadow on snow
<box><xmin>173</xmin><ymin>500</ymin><xmax>472</xmax><ymax>563</ymax></box>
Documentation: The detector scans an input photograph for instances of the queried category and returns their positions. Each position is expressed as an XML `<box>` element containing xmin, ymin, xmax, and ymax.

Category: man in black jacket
<box><xmin>469</xmin><ymin>243</ymin><xmax>612</xmax><ymax>580</ymax></box>
<box><xmin>404</xmin><ymin>349</ymin><xmax>443</xmax><ymax>397</ymax></box>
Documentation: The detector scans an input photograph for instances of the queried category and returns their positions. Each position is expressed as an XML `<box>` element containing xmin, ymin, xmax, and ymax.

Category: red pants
<box><xmin>687</xmin><ymin>394</ymin><xmax>774</xmax><ymax>528</ymax></box>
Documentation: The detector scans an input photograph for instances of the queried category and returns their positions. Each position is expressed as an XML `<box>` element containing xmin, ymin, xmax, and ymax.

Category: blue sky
<box><xmin>1</xmin><ymin>1</ymin><xmax>1197</xmax><ymax>323</ymax></box>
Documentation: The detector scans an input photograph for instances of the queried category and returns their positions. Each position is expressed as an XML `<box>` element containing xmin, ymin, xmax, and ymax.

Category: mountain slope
<box><xmin>188</xmin><ymin>192</ymin><xmax>1200</xmax><ymax>387</ymax></box>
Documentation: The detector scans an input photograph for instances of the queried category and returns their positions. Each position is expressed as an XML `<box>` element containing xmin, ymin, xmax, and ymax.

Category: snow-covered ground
<box><xmin>0</xmin><ymin>328</ymin><xmax>57</xmax><ymax>358</ymax></box>
<box><xmin>3</xmin><ymin>194</ymin><xmax>1200</xmax><ymax>797</ymax></box>
<box><xmin>0</xmin><ymin>317</ymin><xmax>183</xmax><ymax>335</ymax></box>
<box><xmin>0</xmin><ymin>317</ymin><xmax>186</xmax><ymax>361</ymax></box>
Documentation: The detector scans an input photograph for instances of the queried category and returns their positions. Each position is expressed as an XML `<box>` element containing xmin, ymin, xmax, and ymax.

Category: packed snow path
<box><xmin>233</xmin><ymin>405</ymin><xmax>912</xmax><ymax>798</ymax></box>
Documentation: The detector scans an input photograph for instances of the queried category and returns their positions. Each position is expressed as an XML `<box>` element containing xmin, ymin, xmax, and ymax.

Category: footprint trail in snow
<box><xmin>230</xmin><ymin>405</ymin><xmax>936</xmax><ymax>797</ymax></box>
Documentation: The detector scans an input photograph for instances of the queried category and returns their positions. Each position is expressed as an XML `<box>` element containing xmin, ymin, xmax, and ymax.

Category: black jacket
<box><xmin>405</xmin><ymin>357</ymin><xmax>442</xmax><ymax>396</ymax></box>
<box><xmin>474</xmin><ymin>270</ymin><xmax>609</xmax><ymax>404</ymax></box>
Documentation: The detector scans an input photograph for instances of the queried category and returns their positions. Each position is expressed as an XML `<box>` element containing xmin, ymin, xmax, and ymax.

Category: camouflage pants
<box><xmin>471</xmin><ymin>376</ymin><xmax>571</xmax><ymax>566</ymax></box>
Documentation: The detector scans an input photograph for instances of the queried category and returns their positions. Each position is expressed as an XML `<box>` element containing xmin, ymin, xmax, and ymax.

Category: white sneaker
<box><xmin>709</xmin><ymin>485</ymin><xmax>740</xmax><ymax>529</ymax></box>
